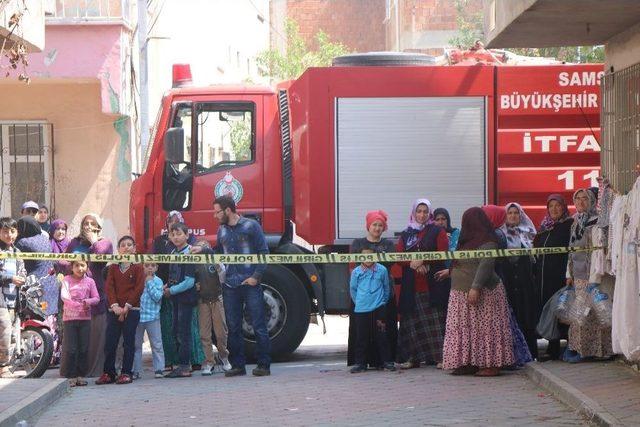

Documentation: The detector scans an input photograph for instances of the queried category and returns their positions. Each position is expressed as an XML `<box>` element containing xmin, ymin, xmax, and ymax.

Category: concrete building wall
<box><xmin>605</xmin><ymin>22</ymin><xmax>640</xmax><ymax>72</ymax></box>
<box><xmin>0</xmin><ymin>81</ymin><xmax>130</xmax><ymax>243</ymax></box>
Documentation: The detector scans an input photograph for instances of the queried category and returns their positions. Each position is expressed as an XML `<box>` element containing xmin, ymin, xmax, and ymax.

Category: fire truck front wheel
<box><xmin>242</xmin><ymin>265</ymin><xmax>311</xmax><ymax>359</ymax></box>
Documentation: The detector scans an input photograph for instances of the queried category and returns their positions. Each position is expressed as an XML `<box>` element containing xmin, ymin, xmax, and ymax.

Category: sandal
<box><xmin>475</xmin><ymin>367</ymin><xmax>500</xmax><ymax>377</ymax></box>
<box><xmin>398</xmin><ymin>360</ymin><xmax>420</xmax><ymax>370</ymax></box>
<box><xmin>115</xmin><ymin>374</ymin><xmax>133</xmax><ymax>384</ymax></box>
<box><xmin>75</xmin><ymin>379</ymin><xmax>88</xmax><ymax>387</ymax></box>
<box><xmin>164</xmin><ymin>368</ymin><xmax>192</xmax><ymax>378</ymax></box>
<box><xmin>450</xmin><ymin>365</ymin><xmax>479</xmax><ymax>375</ymax></box>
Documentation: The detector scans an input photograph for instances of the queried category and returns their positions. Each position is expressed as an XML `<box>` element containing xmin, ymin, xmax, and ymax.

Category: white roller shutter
<box><xmin>335</xmin><ymin>97</ymin><xmax>486</xmax><ymax>242</ymax></box>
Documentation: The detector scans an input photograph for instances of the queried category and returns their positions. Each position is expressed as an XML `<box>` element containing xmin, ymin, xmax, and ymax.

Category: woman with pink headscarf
<box><xmin>396</xmin><ymin>199</ymin><xmax>449</xmax><ymax>369</ymax></box>
<box><xmin>347</xmin><ymin>210</ymin><xmax>398</xmax><ymax>368</ymax></box>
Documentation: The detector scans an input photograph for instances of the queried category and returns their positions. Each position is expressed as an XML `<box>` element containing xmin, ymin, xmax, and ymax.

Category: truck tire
<box><xmin>243</xmin><ymin>265</ymin><xmax>311</xmax><ymax>361</ymax></box>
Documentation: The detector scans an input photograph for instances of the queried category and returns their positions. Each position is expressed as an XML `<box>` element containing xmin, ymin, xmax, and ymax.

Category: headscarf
<box><xmin>457</xmin><ymin>207</ymin><xmax>498</xmax><ymax>250</ymax></box>
<box><xmin>49</xmin><ymin>219</ymin><xmax>70</xmax><ymax>254</ymax></box>
<box><xmin>539</xmin><ymin>193</ymin><xmax>570</xmax><ymax>232</ymax></box>
<box><xmin>433</xmin><ymin>207</ymin><xmax>455</xmax><ymax>233</ymax></box>
<box><xmin>404</xmin><ymin>198</ymin><xmax>433</xmax><ymax>248</ymax></box>
<box><xmin>16</xmin><ymin>216</ymin><xmax>42</xmax><ymax>239</ymax></box>
<box><xmin>570</xmin><ymin>188</ymin><xmax>598</xmax><ymax>245</ymax></box>
<box><xmin>365</xmin><ymin>210</ymin><xmax>388</xmax><ymax>232</ymax></box>
<box><xmin>500</xmin><ymin>202</ymin><xmax>536</xmax><ymax>249</ymax></box>
<box><xmin>165</xmin><ymin>210</ymin><xmax>185</xmax><ymax>233</ymax></box>
<box><xmin>76</xmin><ymin>213</ymin><xmax>104</xmax><ymax>245</ymax></box>
<box><xmin>81</xmin><ymin>213</ymin><xmax>104</xmax><ymax>232</ymax></box>
<box><xmin>481</xmin><ymin>205</ymin><xmax>506</xmax><ymax>229</ymax></box>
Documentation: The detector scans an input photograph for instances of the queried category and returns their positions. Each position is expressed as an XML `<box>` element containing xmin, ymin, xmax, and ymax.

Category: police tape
<box><xmin>0</xmin><ymin>246</ymin><xmax>600</xmax><ymax>264</ymax></box>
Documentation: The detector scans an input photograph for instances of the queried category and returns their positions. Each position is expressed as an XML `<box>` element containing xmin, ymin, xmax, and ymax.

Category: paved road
<box><xmin>32</xmin><ymin>316</ymin><xmax>585</xmax><ymax>426</ymax></box>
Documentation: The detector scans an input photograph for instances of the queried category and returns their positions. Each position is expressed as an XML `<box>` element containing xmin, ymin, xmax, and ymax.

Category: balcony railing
<box><xmin>48</xmin><ymin>0</ymin><xmax>131</xmax><ymax>24</ymax></box>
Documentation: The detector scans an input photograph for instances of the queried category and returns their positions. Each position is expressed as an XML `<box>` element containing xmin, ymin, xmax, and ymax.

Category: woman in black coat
<box><xmin>533</xmin><ymin>194</ymin><xmax>574</xmax><ymax>360</ymax></box>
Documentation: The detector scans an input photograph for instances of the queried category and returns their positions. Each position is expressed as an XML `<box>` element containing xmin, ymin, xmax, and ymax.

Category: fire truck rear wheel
<box><xmin>242</xmin><ymin>265</ymin><xmax>310</xmax><ymax>360</ymax></box>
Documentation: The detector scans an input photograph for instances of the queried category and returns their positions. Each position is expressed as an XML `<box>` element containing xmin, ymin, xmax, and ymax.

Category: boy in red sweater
<box><xmin>96</xmin><ymin>236</ymin><xmax>145</xmax><ymax>385</ymax></box>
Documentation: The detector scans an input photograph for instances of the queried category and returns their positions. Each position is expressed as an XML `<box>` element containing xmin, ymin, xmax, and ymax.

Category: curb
<box><xmin>0</xmin><ymin>379</ymin><xmax>68</xmax><ymax>427</ymax></box>
<box><xmin>524</xmin><ymin>363</ymin><xmax>624</xmax><ymax>427</ymax></box>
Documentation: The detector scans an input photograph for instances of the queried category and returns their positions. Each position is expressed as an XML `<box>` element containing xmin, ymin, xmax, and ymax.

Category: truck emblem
<box><xmin>215</xmin><ymin>172</ymin><xmax>244</xmax><ymax>204</ymax></box>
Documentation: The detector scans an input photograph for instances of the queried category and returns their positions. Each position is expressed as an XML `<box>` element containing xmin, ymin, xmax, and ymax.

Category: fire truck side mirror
<box><xmin>164</xmin><ymin>127</ymin><xmax>185</xmax><ymax>164</ymax></box>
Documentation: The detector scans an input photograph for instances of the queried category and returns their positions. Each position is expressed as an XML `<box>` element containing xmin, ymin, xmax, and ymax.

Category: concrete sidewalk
<box><xmin>525</xmin><ymin>359</ymin><xmax>640</xmax><ymax>426</ymax></box>
<box><xmin>0</xmin><ymin>378</ymin><xmax>68</xmax><ymax>427</ymax></box>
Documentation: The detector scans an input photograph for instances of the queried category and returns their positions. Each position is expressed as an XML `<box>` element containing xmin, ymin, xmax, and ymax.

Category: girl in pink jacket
<box><xmin>59</xmin><ymin>260</ymin><xmax>99</xmax><ymax>386</ymax></box>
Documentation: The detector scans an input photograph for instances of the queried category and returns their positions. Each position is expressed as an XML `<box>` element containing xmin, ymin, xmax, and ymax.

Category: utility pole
<box><xmin>138</xmin><ymin>0</ymin><xmax>150</xmax><ymax>159</ymax></box>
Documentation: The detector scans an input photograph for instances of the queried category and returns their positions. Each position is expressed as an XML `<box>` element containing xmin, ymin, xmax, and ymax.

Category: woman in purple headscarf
<box><xmin>47</xmin><ymin>219</ymin><xmax>70</xmax><ymax>365</ymax></box>
<box><xmin>396</xmin><ymin>199</ymin><xmax>450</xmax><ymax>369</ymax></box>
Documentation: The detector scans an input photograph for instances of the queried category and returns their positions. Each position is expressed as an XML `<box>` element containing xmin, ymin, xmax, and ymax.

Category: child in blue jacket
<box><xmin>349</xmin><ymin>249</ymin><xmax>394</xmax><ymax>373</ymax></box>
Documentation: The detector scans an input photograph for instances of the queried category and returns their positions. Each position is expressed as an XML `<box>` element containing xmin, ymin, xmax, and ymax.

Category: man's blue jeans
<box><xmin>223</xmin><ymin>284</ymin><xmax>271</xmax><ymax>368</ymax></box>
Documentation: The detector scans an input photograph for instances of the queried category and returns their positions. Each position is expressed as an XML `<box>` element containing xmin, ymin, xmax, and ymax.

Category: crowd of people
<box><xmin>347</xmin><ymin>187</ymin><xmax>612</xmax><ymax>376</ymax></box>
<box><xmin>0</xmin><ymin>196</ymin><xmax>270</xmax><ymax>387</ymax></box>
<box><xmin>0</xmin><ymin>188</ymin><xmax>610</xmax><ymax>386</ymax></box>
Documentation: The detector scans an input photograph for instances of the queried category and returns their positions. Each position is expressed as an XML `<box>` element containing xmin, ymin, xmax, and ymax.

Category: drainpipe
<box><xmin>395</xmin><ymin>0</ymin><xmax>400</xmax><ymax>51</ymax></box>
<box><xmin>138</xmin><ymin>0</ymin><xmax>150</xmax><ymax>165</ymax></box>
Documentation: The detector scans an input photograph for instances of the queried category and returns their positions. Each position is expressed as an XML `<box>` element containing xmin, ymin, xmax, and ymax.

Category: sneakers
<box><xmin>350</xmin><ymin>365</ymin><xmax>367</xmax><ymax>374</ymax></box>
<box><xmin>384</xmin><ymin>362</ymin><xmax>396</xmax><ymax>372</ymax></box>
<box><xmin>115</xmin><ymin>374</ymin><xmax>133</xmax><ymax>384</ymax></box>
<box><xmin>201</xmin><ymin>364</ymin><xmax>213</xmax><ymax>376</ymax></box>
<box><xmin>95</xmin><ymin>373</ymin><xmax>115</xmax><ymax>385</ymax></box>
<box><xmin>221</xmin><ymin>357</ymin><xmax>232</xmax><ymax>372</ymax></box>
<box><xmin>224</xmin><ymin>367</ymin><xmax>247</xmax><ymax>377</ymax></box>
<box><xmin>252</xmin><ymin>365</ymin><xmax>271</xmax><ymax>377</ymax></box>
<box><xmin>154</xmin><ymin>370</ymin><xmax>164</xmax><ymax>378</ymax></box>
<box><xmin>132</xmin><ymin>372</ymin><xmax>140</xmax><ymax>380</ymax></box>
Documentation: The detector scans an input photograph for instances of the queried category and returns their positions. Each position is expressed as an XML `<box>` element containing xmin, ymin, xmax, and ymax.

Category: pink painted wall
<box><xmin>20</xmin><ymin>25</ymin><xmax>125</xmax><ymax>115</ymax></box>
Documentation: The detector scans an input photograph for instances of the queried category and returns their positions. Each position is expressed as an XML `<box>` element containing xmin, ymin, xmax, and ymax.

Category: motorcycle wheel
<box><xmin>17</xmin><ymin>327</ymin><xmax>53</xmax><ymax>379</ymax></box>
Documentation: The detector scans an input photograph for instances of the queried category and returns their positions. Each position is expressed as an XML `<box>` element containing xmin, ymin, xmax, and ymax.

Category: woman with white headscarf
<box><xmin>396</xmin><ymin>199</ymin><xmax>450</xmax><ymax>369</ymax></box>
<box><xmin>564</xmin><ymin>188</ymin><xmax>613</xmax><ymax>363</ymax></box>
<box><xmin>499</xmin><ymin>203</ymin><xmax>539</xmax><ymax>359</ymax></box>
<box><xmin>62</xmin><ymin>213</ymin><xmax>114</xmax><ymax>377</ymax></box>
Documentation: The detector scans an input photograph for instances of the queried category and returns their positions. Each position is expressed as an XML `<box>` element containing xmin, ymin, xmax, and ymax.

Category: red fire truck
<box><xmin>130</xmin><ymin>53</ymin><xmax>602</xmax><ymax>357</ymax></box>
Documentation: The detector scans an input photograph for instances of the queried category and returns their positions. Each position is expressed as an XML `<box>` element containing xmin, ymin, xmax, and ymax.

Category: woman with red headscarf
<box><xmin>396</xmin><ymin>199</ymin><xmax>449</xmax><ymax>369</ymax></box>
<box><xmin>347</xmin><ymin>210</ymin><xmax>398</xmax><ymax>368</ymax></box>
<box><xmin>442</xmin><ymin>207</ymin><xmax>514</xmax><ymax>376</ymax></box>
<box><xmin>533</xmin><ymin>194</ymin><xmax>574</xmax><ymax>360</ymax></box>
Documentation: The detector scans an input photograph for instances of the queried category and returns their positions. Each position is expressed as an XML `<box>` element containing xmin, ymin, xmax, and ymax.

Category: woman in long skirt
<box><xmin>396</xmin><ymin>199</ymin><xmax>450</xmax><ymax>368</ymax></box>
<box><xmin>443</xmin><ymin>207</ymin><xmax>515</xmax><ymax>376</ymax></box>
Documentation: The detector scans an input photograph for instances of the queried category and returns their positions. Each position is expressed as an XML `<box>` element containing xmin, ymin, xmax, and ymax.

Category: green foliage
<box><xmin>449</xmin><ymin>0</ymin><xmax>605</xmax><ymax>63</ymax></box>
<box><xmin>256</xmin><ymin>19</ymin><xmax>351</xmax><ymax>80</ymax></box>
<box><xmin>449</xmin><ymin>0</ymin><xmax>484</xmax><ymax>49</ymax></box>
<box><xmin>229</xmin><ymin>117</ymin><xmax>252</xmax><ymax>161</ymax></box>
<box><xmin>509</xmin><ymin>46</ymin><xmax>605</xmax><ymax>63</ymax></box>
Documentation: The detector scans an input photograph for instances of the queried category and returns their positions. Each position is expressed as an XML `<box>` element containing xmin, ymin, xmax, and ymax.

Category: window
<box><xmin>162</xmin><ymin>104</ymin><xmax>193</xmax><ymax>211</ymax></box>
<box><xmin>0</xmin><ymin>123</ymin><xmax>53</xmax><ymax>218</ymax></box>
<box><xmin>172</xmin><ymin>104</ymin><xmax>193</xmax><ymax>163</ymax></box>
<box><xmin>195</xmin><ymin>103</ymin><xmax>254</xmax><ymax>174</ymax></box>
